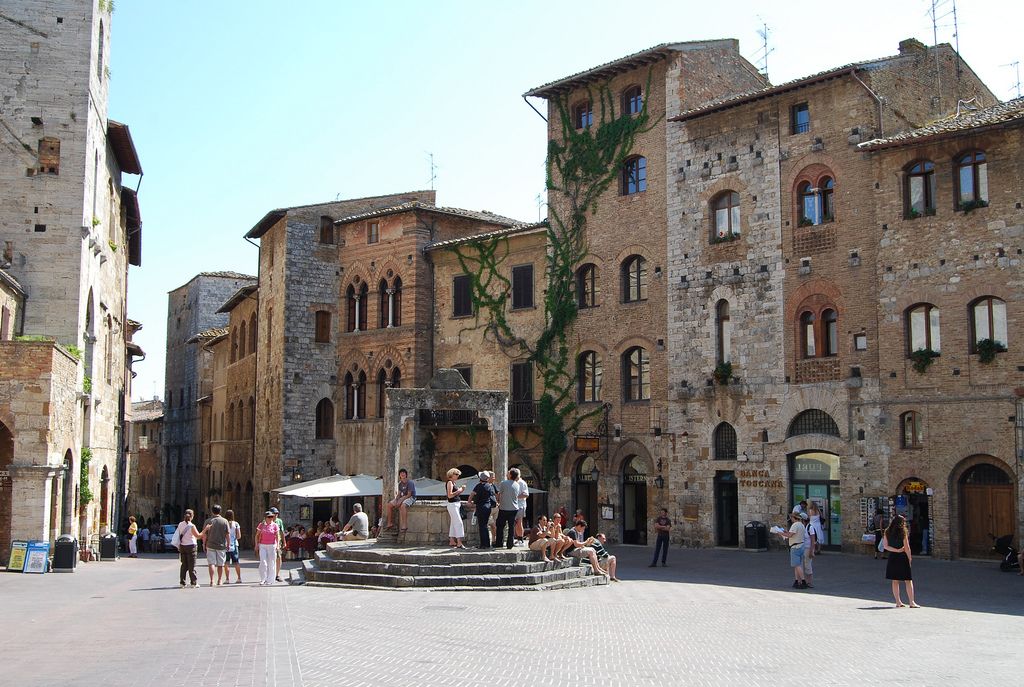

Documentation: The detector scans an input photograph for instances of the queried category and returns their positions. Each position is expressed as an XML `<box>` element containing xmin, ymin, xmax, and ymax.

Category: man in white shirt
<box><xmin>339</xmin><ymin>503</ymin><xmax>370</xmax><ymax>541</ymax></box>
<box><xmin>514</xmin><ymin>475</ymin><xmax>529</xmax><ymax>545</ymax></box>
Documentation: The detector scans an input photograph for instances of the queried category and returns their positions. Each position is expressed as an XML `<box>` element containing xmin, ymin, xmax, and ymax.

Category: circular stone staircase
<box><xmin>300</xmin><ymin>540</ymin><xmax>609</xmax><ymax>591</ymax></box>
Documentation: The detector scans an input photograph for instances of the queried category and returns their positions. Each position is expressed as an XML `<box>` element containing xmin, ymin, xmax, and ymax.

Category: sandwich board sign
<box><xmin>7</xmin><ymin>541</ymin><xmax>28</xmax><ymax>572</ymax></box>
<box><xmin>23</xmin><ymin>540</ymin><xmax>49</xmax><ymax>574</ymax></box>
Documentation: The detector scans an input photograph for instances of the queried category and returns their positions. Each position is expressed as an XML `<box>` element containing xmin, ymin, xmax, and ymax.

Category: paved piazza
<box><xmin>1</xmin><ymin>546</ymin><xmax>1019</xmax><ymax>686</ymax></box>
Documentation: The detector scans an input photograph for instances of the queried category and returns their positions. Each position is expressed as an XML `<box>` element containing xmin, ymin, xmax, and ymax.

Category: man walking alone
<box><xmin>201</xmin><ymin>504</ymin><xmax>231</xmax><ymax>586</ymax></box>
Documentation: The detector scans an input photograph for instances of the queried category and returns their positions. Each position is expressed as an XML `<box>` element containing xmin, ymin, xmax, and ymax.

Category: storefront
<box><xmin>789</xmin><ymin>451</ymin><xmax>841</xmax><ymax>549</ymax></box>
<box><xmin>896</xmin><ymin>478</ymin><xmax>932</xmax><ymax>555</ymax></box>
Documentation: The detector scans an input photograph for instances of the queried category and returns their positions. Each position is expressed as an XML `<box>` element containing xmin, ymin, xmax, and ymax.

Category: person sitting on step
<box><xmin>565</xmin><ymin>519</ymin><xmax>608</xmax><ymax>577</ymax></box>
<box><xmin>527</xmin><ymin>515</ymin><xmax>557</xmax><ymax>562</ymax></box>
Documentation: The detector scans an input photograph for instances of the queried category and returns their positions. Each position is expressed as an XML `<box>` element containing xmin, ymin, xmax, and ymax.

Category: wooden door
<box><xmin>962</xmin><ymin>484</ymin><xmax>1014</xmax><ymax>557</ymax></box>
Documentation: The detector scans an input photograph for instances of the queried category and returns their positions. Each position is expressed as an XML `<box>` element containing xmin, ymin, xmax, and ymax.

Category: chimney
<box><xmin>898</xmin><ymin>38</ymin><xmax>927</xmax><ymax>56</ymax></box>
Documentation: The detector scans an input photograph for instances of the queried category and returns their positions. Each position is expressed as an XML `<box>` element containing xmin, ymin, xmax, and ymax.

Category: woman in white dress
<box><xmin>445</xmin><ymin>468</ymin><xmax>467</xmax><ymax>549</ymax></box>
<box><xmin>808</xmin><ymin>501</ymin><xmax>826</xmax><ymax>550</ymax></box>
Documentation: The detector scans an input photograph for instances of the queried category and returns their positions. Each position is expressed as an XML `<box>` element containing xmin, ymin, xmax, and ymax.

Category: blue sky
<box><xmin>110</xmin><ymin>0</ymin><xmax>1022</xmax><ymax>401</ymax></box>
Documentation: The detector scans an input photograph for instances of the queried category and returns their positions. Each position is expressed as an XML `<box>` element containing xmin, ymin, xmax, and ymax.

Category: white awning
<box><xmin>417</xmin><ymin>475</ymin><xmax>546</xmax><ymax>496</ymax></box>
<box><xmin>273</xmin><ymin>474</ymin><xmax>443</xmax><ymax>499</ymax></box>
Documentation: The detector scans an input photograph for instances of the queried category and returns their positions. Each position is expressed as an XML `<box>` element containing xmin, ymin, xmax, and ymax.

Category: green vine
<box><xmin>80</xmin><ymin>447</ymin><xmax>93</xmax><ymax>505</ymax></box>
<box><xmin>909</xmin><ymin>348</ymin><xmax>939</xmax><ymax>374</ymax></box>
<box><xmin>447</xmin><ymin>75</ymin><xmax>657</xmax><ymax>486</ymax></box>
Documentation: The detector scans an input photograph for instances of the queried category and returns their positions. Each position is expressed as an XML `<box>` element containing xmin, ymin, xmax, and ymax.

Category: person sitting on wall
<box><xmin>339</xmin><ymin>503</ymin><xmax>370</xmax><ymax>541</ymax></box>
<box><xmin>565</xmin><ymin>519</ymin><xmax>608</xmax><ymax>577</ymax></box>
<box><xmin>547</xmin><ymin>512</ymin><xmax>574</xmax><ymax>560</ymax></box>
<box><xmin>527</xmin><ymin>515</ymin><xmax>557</xmax><ymax>562</ymax></box>
<box><xmin>384</xmin><ymin>468</ymin><xmax>417</xmax><ymax>533</ymax></box>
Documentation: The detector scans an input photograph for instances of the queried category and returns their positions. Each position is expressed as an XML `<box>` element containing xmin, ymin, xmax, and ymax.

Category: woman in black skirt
<box><xmin>883</xmin><ymin>514</ymin><xmax>920</xmax><ymax>608</ymax></box>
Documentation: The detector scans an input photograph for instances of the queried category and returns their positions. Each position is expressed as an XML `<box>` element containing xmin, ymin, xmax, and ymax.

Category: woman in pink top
<box><xmin>255</xmin><ymin>511</ymin><xmax>280</xmax><ymax>585</ymax></box>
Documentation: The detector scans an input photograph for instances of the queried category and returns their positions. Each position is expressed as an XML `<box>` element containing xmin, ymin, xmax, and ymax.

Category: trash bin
<box><xmin>99</xmin><ymin>533</ymin><xmax>118</xmax><ymax>561</ymax></box>
<box><xmin>744</xmin><ymin>521</ymin><xmax>767</xmax><ymax>550</ymax></box>
<box><xmin>53</xmin><ymin>535</ymin><xmax>78</xmax><ymax>572</ymax></box>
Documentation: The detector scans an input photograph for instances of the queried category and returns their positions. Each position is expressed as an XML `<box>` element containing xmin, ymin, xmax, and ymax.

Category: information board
<box><xmin>7</xmin><ymin>540</ymin><xmax>27</xmax><ymax>571</ymax></box>
<box><xmin>23</xmin><ymin>540</ymin><xmax>49</xmax><ymax>574</ymax></box>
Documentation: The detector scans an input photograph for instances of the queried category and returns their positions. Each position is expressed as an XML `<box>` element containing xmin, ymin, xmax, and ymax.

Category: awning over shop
<box><xmin>273</xmin><ymin>474</ymin><xmax>442</xmax><ymax>499</ymax></box>
<box><xmin>416</xmin><ymin>475</ymin><xmax>547</xmax><ymax>497</ymax></box>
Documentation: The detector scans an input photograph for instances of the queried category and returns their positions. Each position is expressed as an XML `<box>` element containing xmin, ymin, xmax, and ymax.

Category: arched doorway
<box><xmin>714</xmin><ymin>470</ymin><xmax>738</xmax><ymax>546</ymax></box>
<box><xmin>62</xmin><ymin>450</ymin><xmax>74</xmax><ymax>533</ymax></box>
<box><xmin>789</xmin><ymin>451</ymin><xmax>841</xmax><ymax>550</ymax></box>
<box><xmin>0</xmin><ymin>421</ymin><xmax>13</xmax><ymax>557</ymax></box>
<box><xmin>895</xmin><ymin>477</ymin><xmax>931</xmax><ymax>555</ymax></box>
<box><xmin>573</xmin><ymin>455</ymin><xmax>598</xmax><ymax>533</ymax></box>
<box><xmin>621</xmin><ymin>456</ymin><xmax>648</xmax><ymax>545</ymax></box>
<box><xmin>100</xmin><ymin>465</ymin><xmax>110</xmax><ymax>531</ymax></box>
<box><xmin>456</xmin><ymin>464</ymin><xmax>478</xmax><ymax>478</ymax></box>
<box><xmin>959</xmin><ymin>461</ymin><xmax>1013</xmax><ymax>558</ymax></box>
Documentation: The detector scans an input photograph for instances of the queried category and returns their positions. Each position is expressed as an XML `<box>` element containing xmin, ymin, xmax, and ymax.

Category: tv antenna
<box><xmin>753</xmin><ymin>19</ymin><xmax>774</xmax><ymax>79</ymax></box>
<box><xmin>535</xmin><ymin>191</ymin><xmax>547</xmax><ymax>222</ymax></box>
<box><xmin>426</xmin><ymin>152</ymin><xmax>438</xmax><ymax>191</ymax></box>
<box><xmin>1002</xmin><ymin>61</ymin><xmax>1022</xmax><ymax>99</ymax></box>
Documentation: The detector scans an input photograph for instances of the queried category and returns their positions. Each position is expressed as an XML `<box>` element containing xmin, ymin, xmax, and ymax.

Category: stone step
<box><xmin>325</xmin><ymin>541</ymin><xmax>539</xmax><ymax>565</ymax></box>
<box><xmin>302</xmin><ymin>574</ymin><xmax>609</xmax><ymax>592</ymax></box>
<box><xmin>302</xmin><ymin>562</ymin><xmax>592</xmax><ymax>589</ymax></box>
<box><xmin>314</xmin><ymin>550</ymin><xmax>577</xmax><ymax>576</ymax></box>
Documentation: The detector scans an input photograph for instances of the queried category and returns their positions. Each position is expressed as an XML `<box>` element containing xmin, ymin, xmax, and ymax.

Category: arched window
<box><xmin>230</xmin><ymin>328</ymin><xmax>238</xmax><ymax>362</ymax></box>
<box><xmin>576</xmin><ymin>264</ymin><xmax>598</xmax><ymax>309</ymax></box>
<box><xmin>969</xmin><ymin>296</ymin><xmax>1008</xmax><ymax>351</ymax></box>
<box><xmin>797</xmin><ymin>176</ymin><xmax>835</xmax><ymax>225</ymax></box>
<box><xmin>577</xmin><ymin>351</ymin><xmax>602</xmax><ymax>403</ymax></box>
<box><xmin>900</xmin><ymin>411</ymin><xmax>923</xmax><ymax>449</ymax></box>
<box><xmin>235</xmin><ymin>401</ymin><xmax>243</xmax><ymax>439</ymax></box>
<box><xmin>344</xmin><ymin>373</ymin><xmax>356</xmax><ymax>420</ymax></box>
<box><xmin>315</xmin><ymin>398</ymin><xmax>334</xmax><ymax>439</ymax></box>
<box><xmin>822</xmin><ymin>309</ymin><xmax>838</xmax><ymax>357</ymax></box>
<box><xmin>248</xmin><ymin>397</ymin><xmax>256</xmax><ymax>438</ymax></box>
<box><xmin>390</xmin><ymin>367</ymin><xmax>401</xmax><ymax>389</ymax></box>
<box><xmin>378</xmin><ymin>280</ymin><xmax>389</xmax><ymax>328</ymax></box>
<box><xmin>906</xmin><ymin>303</ymin><xmax>940</xmax><ymax>354</ymax></box>
<box><xmin>621</xmin><ymin>156</ymin><xmax>647</xmax><ymax>195</ymax></box>
<box><xmin>622</xmin><ymin>346</ymin><xmax>650</xmax><ymax>402</ymax></box>
<box><xmin>800</xmin><ymin>311</ymin><xmax>816</xmax><ymax>358</ymax></box>
<box><xmin>319</xmin><ymin>215</ymin><xmax>334</xmax><ymax>244</ymax></box>
<box><xmin>713</xmin><ymin>422</ymin><xmax>737</xmax><ymax>460</ymax></box>
<box><xmin>227</xmin><ymin>403</ymin><xmax>235</xmax><ymax>440</ymax></box>
<box><xmin>716</xmin><ymin>300</ymin><xmax>731</xmax><ymax>364</ymax></box>
<box><xmin>622</xmin><ymin>85</ymin><xmax>643</xmax><ymax>115</ymax></box>
<box><xmin>712</xmin><ymin>191</ymin><xmax>741</xmax><ymax>239</ymax></box>
<box><xmin>573</xmin><ymin>101</ymin><xmax>593</xmax><ymax>129</ymax></box>
<box><xmin>622</xmin><ymin>255</ymin><xmax>647</xmax><ymax>303</ymax></box>
<box><xmin>248</xmin><ymin>313</ymin><xmax>257</xmax><ymax>353</ymax></box>
<box><xmin>376</xmin><ymin>368</ymin><xmax>387</xmax><ymax>418</ymax></box>
<box><xmin>787</xmin><ymin>409</ymin><xmax>840</xmax><ymax>438</ymax></box>
<box><xmin>956</xmin><ymin>151</ymin><xmax>988</xmax><ymax>207</ymax></box>
<box><xmin>239</xmin><ymin>321</ymin><xmax>247</xmax><ymax>358</ymax></box>
<box><xmin>905</xmin><ymin>161</ymin><xmax>936</xmax><ymax>217</ymax></box>
<box><xmin>392</xmin><ymin>278</ymin><xmax>402</xmax><ymax>327</ymax></box>
<box><xmin>357</xmin><ymin>371</ymin><xmax>367</xmax><ymax>418</ymax></box>
<box><xmin>346</xmin><ymin>283</ymin><xmax>368</xmax><ymax>332</ymax></box>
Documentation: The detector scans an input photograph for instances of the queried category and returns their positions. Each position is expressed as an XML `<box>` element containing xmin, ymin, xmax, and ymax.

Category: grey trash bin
<box><xmin>53</xmin><ymin>535</ymin><xmax>78</xmax><ymax>572</ymax></box>
<box><xmin>744</xmin><ymin>521</ymin><xmax>767</xmax><ymax>550</ymax></box>
<box><xmin>99</xmin><ymin>533</ymin><xmax>118</xmax><ymax>561</ymax></box>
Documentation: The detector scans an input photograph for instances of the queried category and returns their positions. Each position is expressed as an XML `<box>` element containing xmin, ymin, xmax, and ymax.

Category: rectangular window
<box><xmin>791</xmin><ymin>103</ymin><xmax>810</xmax><ymax>134</ymax></box>
<box><xmin>367</xmin><ymin>222</ymin><xmax>379</xmax><ymax>244</ymax></box>
<box><xmin>314</xmin><ymin>311</ymin><xmax>331</xmax><ymax>343</ymax></box>
<box><xmin>511</xmin><ymin>264</ymin><xmax>534</xmax><ymax>309</ymax></box>
<box><xmin>452</xmin><ymin>275</ymin><xmax>472</xmax><ymax>317</ymax></box>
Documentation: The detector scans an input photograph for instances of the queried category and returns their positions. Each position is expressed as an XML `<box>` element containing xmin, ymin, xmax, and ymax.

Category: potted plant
<box><xmin>909</xmin><ymin>348</ymin><xmax>939</xmax><ymax>374</ymax></box>
<box><xmin>975</xmin><ymin>338</ymin><xmax>1006</xmax><ymax>364</ymax></box>
<box><xmin>712</xmin><ymin>361</ymin><xmax>733</xmax><ymax>386</ymax></box>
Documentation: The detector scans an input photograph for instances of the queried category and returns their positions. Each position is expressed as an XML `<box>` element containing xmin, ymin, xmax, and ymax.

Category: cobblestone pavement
<box><xmin>1</xmin><ymin>545</ymin><xmax>1020</xmax><ymax>686</ymax></box>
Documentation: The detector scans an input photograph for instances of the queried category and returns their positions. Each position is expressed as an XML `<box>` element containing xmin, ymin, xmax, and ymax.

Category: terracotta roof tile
<box><xmin>858</xmin><ymin>97</ymin><xmax>1024</xmax><ymax>150</ymax></box>
<box><xmin>424</xmin><ymin>221</ymin><xmax>549</xmax><ymax>251</ymax></box>
<box><xmin>335</xmin><ymin>201</ymin><xmax>526</xmax><ymax>228</ymax></box>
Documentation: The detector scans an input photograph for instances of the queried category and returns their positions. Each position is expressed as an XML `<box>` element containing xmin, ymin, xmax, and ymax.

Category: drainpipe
<box><xmin>849</xmin><ymin>68</ymin><xmax>884</xmax><ymax>137</ymax></box>
<box><xmin>522</xmin><ymin>96</ymin><xmax>548</xmax><ymax>123</ymax></box>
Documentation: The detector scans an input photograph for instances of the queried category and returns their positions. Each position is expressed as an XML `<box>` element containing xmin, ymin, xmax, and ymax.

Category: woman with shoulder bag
<box><xmin>175</xmin><ymin>510</ymin><xmax>202</xmax><ymax>588</ymax></box>
<box><xmin>445</xmin><ymin>468</ymin><xmax>467</xmax><ymax>549</ymax></box>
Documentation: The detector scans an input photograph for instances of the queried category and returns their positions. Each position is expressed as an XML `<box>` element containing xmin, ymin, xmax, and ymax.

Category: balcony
<box><xmin>510</xmin><ymin>400</ymin><xmax>538</xmax><ymax>426</ymax></box>
<box><xmin>418</xmin><ymin>409</ymin><xmax>486</xmax><ymax>428</ymax></box>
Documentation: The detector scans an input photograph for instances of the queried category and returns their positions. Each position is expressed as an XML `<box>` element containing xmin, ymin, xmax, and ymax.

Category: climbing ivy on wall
<box><xmin>447</xmin><ymin>74</ymin><xmax>656</xmax><ymax>486</ymax></box>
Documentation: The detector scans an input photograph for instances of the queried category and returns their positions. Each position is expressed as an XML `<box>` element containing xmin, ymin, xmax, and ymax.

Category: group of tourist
<box><xmin>170</xmin><ymin>505</ymin><xmax>246</xmax><ymax>587</ymax></box>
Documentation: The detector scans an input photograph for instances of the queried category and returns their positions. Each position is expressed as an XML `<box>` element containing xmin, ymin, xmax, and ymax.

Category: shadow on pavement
<box><xmin>609</xmin><ymin>543</ymin><xmax>1023</xmax><ymax>617</ymax></box>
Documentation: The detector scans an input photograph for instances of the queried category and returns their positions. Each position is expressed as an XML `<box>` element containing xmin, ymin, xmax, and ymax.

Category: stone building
<box><xmin>162</xmin><ymin>272</ymin><xmax>255</xmax><ymax>521</ymax></box>
<box><xmin>665</xmin><ymin>39</ymin><xmax>1016</xmax><ymax>557</ymax></box>
<box><xmin>125</xmin><ymin>398</ymin><xmax>163</xmax><ymax>527</ymax></box>
<box><xmin>0</xmin><ymin>0</ymin><xmax>143</xmax><ymax>557</ymax></box>
<box><xmin>523</xmin><ymin>41</ymin><xmax>769</xmax><ymax>543</ymax></box>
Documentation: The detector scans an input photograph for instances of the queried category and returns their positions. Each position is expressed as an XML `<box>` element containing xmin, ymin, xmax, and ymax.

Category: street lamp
<box><xmin>590</xmin><ymin>465</ymin><xmax>600</xmax><ymax>482</ymax></box>
<box><xmin>654</xmin><ymin>474</ymin><xmax>665</xmax><ymax>489</ymax></box>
